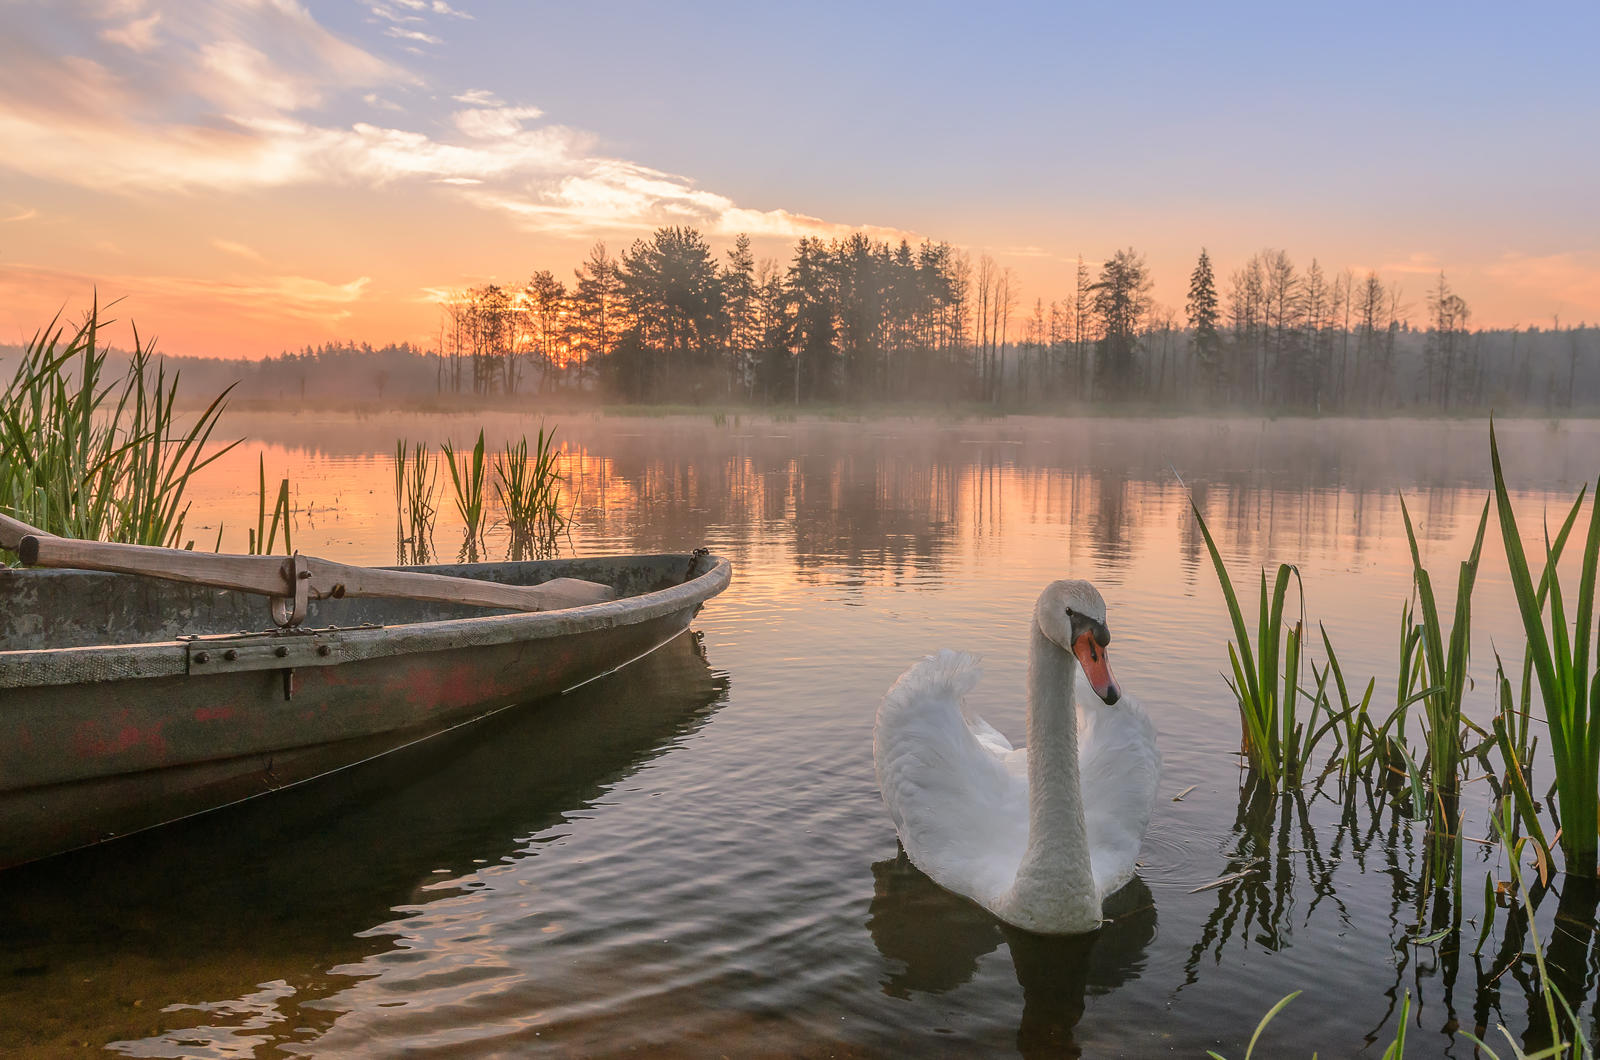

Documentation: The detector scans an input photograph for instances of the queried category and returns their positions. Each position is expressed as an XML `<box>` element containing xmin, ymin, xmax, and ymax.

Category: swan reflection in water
<box><xmin>867</xmin><ymin>850</ymin><xmax>1157</xmax><ymax>1057</ymax></box>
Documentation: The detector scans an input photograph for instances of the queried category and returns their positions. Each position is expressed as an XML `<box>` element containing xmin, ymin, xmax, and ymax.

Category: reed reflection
<box><xmin>867</xmin><ymin>851</ymin><xmax>1156</xmax><ymax>1057</ymax></box>
<box><xmin>1182</xmin><ymin>781</ymin><xmax>1352</xmax><ymax>982</ymax></box>
<box><xmin>1177</xmin><ymin>771</ymin><xmax>1600</xmax><ymax>1055</ymax></box>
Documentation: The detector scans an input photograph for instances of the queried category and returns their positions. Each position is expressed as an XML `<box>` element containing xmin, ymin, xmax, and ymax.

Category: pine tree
<box><xmin>1186</xmin><ymin>248</ymin><xmax>1222</xmax><ymax>394</ymax></box>
<box><xmin>571</xmin><ymin>241</ymin><xmax>622</xmax><ymax>390</ymax></box>
<box><xmin>723</xmin><ymin>234</ymin><xmax>757</xmax><ymax>397</ymax></box>
<box><xmin>1090</xmin><ymin>248</ymin><xmax>1152</xmax><ymax>397</ymax></box>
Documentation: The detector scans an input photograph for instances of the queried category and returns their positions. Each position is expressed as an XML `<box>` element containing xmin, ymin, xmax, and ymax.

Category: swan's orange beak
<box><xmin>1072</xmin><ymin>632</ymin><xmax>1120</xmax><ymax>705</ymax></box>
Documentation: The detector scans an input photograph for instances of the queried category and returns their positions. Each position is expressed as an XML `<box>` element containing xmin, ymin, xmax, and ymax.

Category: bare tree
<box><xmin>1426</xmin><ymin>271</ymin><xmax>1470</xmax><ymax>409</ymax></box>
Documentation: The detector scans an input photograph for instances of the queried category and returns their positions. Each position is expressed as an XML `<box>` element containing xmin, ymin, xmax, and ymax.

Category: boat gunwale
<box><xmin>0</xmin><ymin>552</ymin><xmax>731</xmax><ymax>690</ymax></box>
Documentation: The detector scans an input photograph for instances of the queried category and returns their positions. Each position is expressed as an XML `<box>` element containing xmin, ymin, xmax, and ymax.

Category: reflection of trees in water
<box><xmin>211</xmin><ymin>416</ymin><xmax>1580</xmax><ymax>582</ymax></box>
<box><xmin>228</xmin><ymin>413</ymin><xmax>1600</xmax><ymax>503</ymax></box>
<box><xmin>551</xmin><ymin>421</ymin><xmax>1503</xmax><ymax>593</ymax></box>
<box><xmin>867</xmin><ymin>850</ymin><xmax>1156</xmax><ymax>1058</ymax></box>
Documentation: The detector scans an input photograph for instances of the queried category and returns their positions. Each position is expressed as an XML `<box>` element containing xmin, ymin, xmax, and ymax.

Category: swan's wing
<box><xmin>968</xmin><ymin>715</ymin><xmax>1014</xmax><ymax>756</ymax></box>
<box><xmin>874</xmin><ymin>650</ymin><xmax>1029</xmax><ymax>909</ymax></box>
<box><xmin>1077</xmin><ymin>671</ymin><xmax>1162</xmax><ymax>899</ymax></box>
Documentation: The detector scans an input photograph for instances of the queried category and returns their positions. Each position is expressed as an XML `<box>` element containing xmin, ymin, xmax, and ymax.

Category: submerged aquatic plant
<box><xmin>1491</xmin><ymin>421</ymin><xmax>1600</xmax><ymax>878</ymax></box>
<box><xmin>0</xmin><ymin>299</ymin><xmax>235</xmax><ymax>553</ymax></box>
<box><xmin>394</xmin><ymin>439</ymin><xmax>438</xmax><ymax>565</ymax></box>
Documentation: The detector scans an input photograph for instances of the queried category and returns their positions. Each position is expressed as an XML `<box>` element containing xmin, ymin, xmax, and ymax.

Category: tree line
<box><xmin>426</xmin><ymin>228</ymin><xmax>1596</xmax><ymax>412</ymax></box>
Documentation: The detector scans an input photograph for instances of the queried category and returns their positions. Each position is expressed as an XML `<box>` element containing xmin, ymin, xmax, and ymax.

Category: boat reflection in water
<box><xmin>0</xmin><ymin>630</ymin><xmax>728</xmax><ymax>1057</ymax></box>
<box><xmin>867</xmin><ymin>851</ymin><xmax>1156</xmax><ymax>1057</ymax></box>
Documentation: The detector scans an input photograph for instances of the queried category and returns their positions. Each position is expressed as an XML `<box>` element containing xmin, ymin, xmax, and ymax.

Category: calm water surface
<box><xmin>4</xmin><ymin>414</ymin><xmax>1600</xmax><ymax>1058</ymax></box>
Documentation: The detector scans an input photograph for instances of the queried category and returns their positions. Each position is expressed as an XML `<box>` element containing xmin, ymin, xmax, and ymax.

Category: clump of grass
<box><xmin>493</xmin><ymin>425</ymin><xmax>569</xmax><ymax>561</ymax></box>
<box><xmin>1491</xmin><ymin>420</ymin><xmax>1600</xmax><ymax>878</ymax></box>
<box><xmin>0</xmin><ymin>300</ymin><xmax>235</xmax><ymax>553</ymax></box>
<box><xmin>1398</xmin><ymin>493</ymin><xmax>1489</xmax><ymax>845</ymax></box>
<box><xmin>441</xmin><ymin>429</ymin><xmax>488</xmax><ymax>562</ymax></box>
<box><xmin>394</xmin><ymin>440</ymin><xmax>438</xmax><ymax>565</ymax></box>
<box><xmin>249</xmin><ymin>454</ymin><xmax>293</xmax><ymax>556</ymax></box>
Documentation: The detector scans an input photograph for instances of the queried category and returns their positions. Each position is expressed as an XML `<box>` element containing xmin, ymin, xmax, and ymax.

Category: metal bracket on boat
<box><xmin>185</xmin><ymin>629</ymin><xmax>347</xmax><ymax>676</ymax></box>
<box><xmin>269</xmin><ymin>552</ymin><xmax>310</xmax><ymax>629</ymax></box>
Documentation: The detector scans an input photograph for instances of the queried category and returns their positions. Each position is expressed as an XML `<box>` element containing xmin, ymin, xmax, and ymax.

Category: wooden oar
<box><xmin>0</xmin><ymin>512</ymin><xmax>43</xmax><ymax>552</ymax></box>
<box><xmin>3</xmin><ymin>515</ymin><xmax>614</xmax><ymax>614</ymax></box>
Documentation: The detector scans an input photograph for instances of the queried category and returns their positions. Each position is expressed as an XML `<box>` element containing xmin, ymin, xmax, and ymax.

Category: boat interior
<box><xmin>0</xmin><ymin>554</ymin><xmax>710</xmax><ymax>651</ymax></box>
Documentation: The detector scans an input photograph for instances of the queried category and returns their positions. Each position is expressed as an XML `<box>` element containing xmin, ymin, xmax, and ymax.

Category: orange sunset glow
<box><xmin>2</xmin><ymin>3</ymin><xmax>1597</xmax><ymax>361</ymax></box>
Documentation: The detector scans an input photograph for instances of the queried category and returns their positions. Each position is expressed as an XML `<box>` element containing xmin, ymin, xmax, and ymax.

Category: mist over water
<box><xmin>3</xmin><ymin>413</ymin><xmax>1598</xmax><ymax>1057</ymax></box>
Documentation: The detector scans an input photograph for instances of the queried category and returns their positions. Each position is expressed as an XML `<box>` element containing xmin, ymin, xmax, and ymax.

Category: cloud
<box><xmin>213</xmin><ymin>238</ymin><xmax>266</xmax><ymax>263</ymax></box>
<box><xmin>384</xmin><ymin>26</ymin><xmax>441</xmax><ymax>45</ymax></box>
<box><xmin>0</xmin><ymin>2</ymin><xmax>907</xmax><ymax>244</ymax></box>
<box><xmin>367</xmin><ymin>4</ymin><xmax>423</xmax><ymax>24</ymax></box>
<box><xmin>1</xmin><ymin>206</ymin><xmax>37</xmax><ymax>223</ymax></box>
<box><xmin>452</xmin><ymin>104</ymin><xmax>544</xmax><ymax>139</ymax></box>
<box><xmin>1376</xmin><ymin>251</ymin><xmax>1446</xmax><ymax>277</ymax></box>
<box><xmin>1483</xmin><ymin>253</ymin><xmax>1600</xmax><ymax>317</ymax></box>
<box><xmin>395</xmin><ymin>0</ymin><xmax>472</xmax><ymax>15</ymax></box>
<box><xmin>100</xmin><ymin>11</ymin><xmax>161</xmax><ymax>52</ymax></box>
<box><xmin>468</xmin><ymin>159</ymin><xmax>910</xmax><ymax>241</ymax></box>
<box><xmin>0</xmin><ymin>262</ymin><xmax>370</xmax><ymax>326</ymax></box>
<box><xmin>140</xmin><ymin>273</ymin><xmax>372</xmax><ymax>322</ymax></box>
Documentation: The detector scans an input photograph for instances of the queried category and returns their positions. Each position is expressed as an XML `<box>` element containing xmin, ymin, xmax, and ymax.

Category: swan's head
<box><xmin>1036</xmin><ymin>580</ymin><xmax>1120</xmax><ymax>705</ymax></box>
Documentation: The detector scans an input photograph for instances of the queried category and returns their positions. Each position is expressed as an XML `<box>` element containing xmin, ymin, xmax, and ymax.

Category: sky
<box><xmin>1</xmin><ymin>0</ymin><xmax>1597</xmax><ymax>359</ymax></box>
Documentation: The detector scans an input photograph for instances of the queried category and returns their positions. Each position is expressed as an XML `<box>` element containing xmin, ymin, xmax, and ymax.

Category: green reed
<box><xmin>248</xmin><ymin>454</ymin><xmax>293</xmax><ymax>556</ymax></box>
<box><xmin>393</xmin><ymin>440</ymin><xmax>438</xmax><ymax>565</ymax></box>
<box><xmin>493</xmin><ymin>425</ymin><xmax>568</xmax><ymax>562</ymax></box>
<box><xmin>1398</xmin><ymin>493</ymin><xmax>1489</xmax><ymax>841</ymax></box>
<box><xmin>1486</xmin><ymin>651</ymin><xmax>1555</xmax><ymax>883</ymax></box>
<box><xmin>1191</xmin><ymin>498</ymin><xmax>1334</xmax><ymax>786</ymax></box>
<box><xmin>441</xmin><ymin>429</ymin><xmax>488</xmax><ymax>562</ymax></box>
<box><xmin>1311</xmin><ymin>624</ymin><xmax>1378</xmax><ymax>785</ymax></box>
<box><xmin>0</xmin><ymin>300</ymin><xmax>234</xmax><ymax>553</ymax></box>
<box><xmin>1491</xmin><ymin>420</ymin><xmax>1600</xmax><ymax>878</ymax></box>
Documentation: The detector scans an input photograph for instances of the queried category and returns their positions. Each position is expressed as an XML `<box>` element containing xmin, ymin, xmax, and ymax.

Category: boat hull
<box><xmin>0</xmin><ymin>552</ymin><xmax>729</xmax><ymax>868</ymax></box>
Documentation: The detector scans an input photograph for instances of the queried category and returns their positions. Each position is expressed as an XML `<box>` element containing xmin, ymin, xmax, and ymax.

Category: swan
<box><xmin>873</xmin><ymin>580</ymin><xmax>1160</xmax><ymax>935</ymax></box>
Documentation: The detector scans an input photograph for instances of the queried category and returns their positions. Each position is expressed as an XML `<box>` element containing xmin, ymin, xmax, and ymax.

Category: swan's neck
<box><xmin>1003</xmin><ymin>619</ymin><xmax>1100</xmax><ymax>930</ymax></box>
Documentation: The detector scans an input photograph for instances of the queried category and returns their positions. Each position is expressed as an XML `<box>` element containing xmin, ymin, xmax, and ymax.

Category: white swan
<box><xmin>873</xmin><ymin>580</ymin><xmax>1161</xmax><ymax>935</ymax></box>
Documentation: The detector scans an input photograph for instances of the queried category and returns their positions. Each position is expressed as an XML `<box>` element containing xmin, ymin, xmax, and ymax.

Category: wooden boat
<box><xmin>0</xmin><ymin>538</ymin><xmax>730</xmax><ymax>870</ymax></box>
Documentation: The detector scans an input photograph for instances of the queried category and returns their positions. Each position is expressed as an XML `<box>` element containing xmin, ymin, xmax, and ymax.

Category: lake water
<box><xmin>4</xmin><ymin>412</ymin><xmax>1600</xmax><ymax>1058</ymax></box>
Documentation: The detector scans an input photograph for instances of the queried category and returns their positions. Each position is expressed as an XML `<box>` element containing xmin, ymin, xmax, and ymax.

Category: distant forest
<box><xmin>21</xmin><ymin>228</ymin><xmax>1599</xmax><ymax>412</ymax></box>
